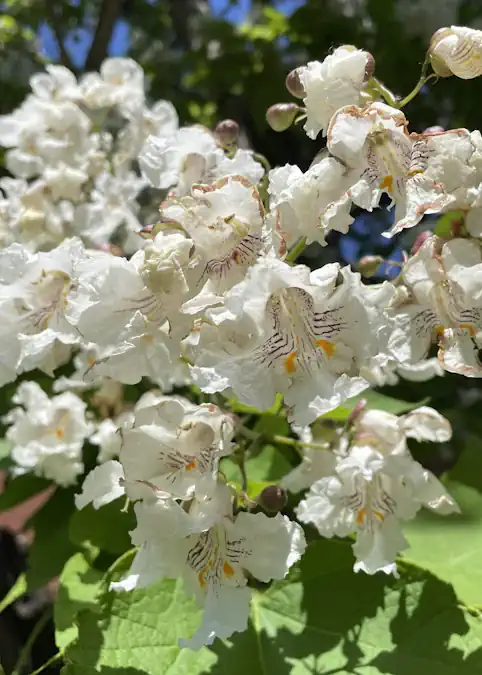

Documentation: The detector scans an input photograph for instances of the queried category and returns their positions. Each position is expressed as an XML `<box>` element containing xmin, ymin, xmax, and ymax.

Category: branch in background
<box><xmin>44</xmin><ymin>2</ymin><xmax>76</xmax><ymax>72</ymax></box>
<box><xmin>85</xmin><ymin>0</ymin><xmax>123</xmax><ymax>72</ymax></box>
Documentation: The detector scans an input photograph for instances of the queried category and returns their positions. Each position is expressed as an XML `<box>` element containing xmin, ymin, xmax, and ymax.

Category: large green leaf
<box><xmin>0</xmin><ymin>572</ymin><xmax>26</xmax><ymax>614</ymax></box>
<box><xmin>405</xmin><ymin>481</ymin><xmax>482</xmax><ymax>606</ymax></box>
<box><xmin>26</xmin><ymin>488</ymin><xmax>79</xmax><ymax>590</ymax></box>
<box><xmin>68</xmin><ymin>498</ymin><xmax>136</xmax><ymax>556</ymax></box>
<box><xmin>450</xmin><ymin>434</ymin><xmax>482</xmax><ymax>493</ymax></box>
<box><xmin>55</xmin><ymin>548</ymin><xmax>104</xmax><ymax>650</ymax></box>
<box><xmin>62</xmin><ymin>539</ymin><xmax>482</xmax><ymax>675</ymax></box>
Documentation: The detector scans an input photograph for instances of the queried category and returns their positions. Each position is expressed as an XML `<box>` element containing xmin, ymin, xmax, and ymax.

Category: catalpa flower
<box><xmin>389</xmin><ymin>235</ymin><xmax>482</xmax><ymax>377</ymax></box>
<box><xmin>297</xmin><ymin>406</ymin><xmax>458</xmax><ymax>575</ymax></box>
<box><xmin>268</xmin><ymin>156</ymin><xmax>354</xmax><ymax>251</ymax></box>
<box><xmin>139</xmin><ymin>126</ymin><xmax>262</xmax><ymax>196</ymax></box>
<box><xmin>0</xmin><ymin>237</ymin><xmax>88</xmax><ymax>385</ymax></box>
<box><xmin>159</xmin><ymin>175</ymin><xmax>266</xmax><ymax>312</ymax></box>
<box><xmin>75</xmin><ymin>395</ymin><xmax>235</xmax><ymax>507</ymax></box>
<box><xmin>430</xmin><ymin>26</ymin><xmax>482</xmax><ymax>79</ymax></box>
<box><xmin>190</xmin><ymin>257</ymin><xmax>392</xmax><ymax>425</ymax></box>
<box><xmin>300</xmin><ymin>45</ymin><xmax>373</xmax><ymax>139</ymax></box>
<box><xmin>4</xmin><ymin>381</ymin><xmax>93</xmax><ymax>486</ymax></box>
<box><xmin>111</xmin><ymin>484</ymin><xmax>306</xmax><ymax>650</ymax></box>
<box><xmin>327</xmin><ymin>102</ymin><xmax>475</xmax><ymax>236</ymax></box>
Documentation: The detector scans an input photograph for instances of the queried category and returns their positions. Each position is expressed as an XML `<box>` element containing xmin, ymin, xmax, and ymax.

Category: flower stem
<box><xmin>12</xmin><ymin>609</ymin><xmax>52</xmax><ymax>675</ymax></box>
<box><xmin>29</xmin><ymin>650</ymin><xmax>64</xmax><ymax>675</ymax></box>
<box><xmin>396</xmin><ymin>72</ymin><xmax>438</xmax><ymax>109</ymax></box>
<box><xmin>285</xmin><ymin>237</ymin><xmax>307</xmax><ymax>264</ymax></box>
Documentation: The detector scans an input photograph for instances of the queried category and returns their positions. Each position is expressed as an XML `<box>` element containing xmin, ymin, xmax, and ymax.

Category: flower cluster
<box><xmin>2</xmin><ymin>25</ymin><xmax>482</xmax><ymax>651</ymax></box>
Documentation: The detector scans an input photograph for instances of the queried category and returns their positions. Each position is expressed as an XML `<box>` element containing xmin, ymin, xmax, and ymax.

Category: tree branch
<box><xmin>85</xmin><ymin>0</ymin><xmax>123</xmax><ymax>72</ymax></box>
<box><xmin>44</xmin><ymin>2</ymin><xmax>76</xmax><ymax>72</ymax></box>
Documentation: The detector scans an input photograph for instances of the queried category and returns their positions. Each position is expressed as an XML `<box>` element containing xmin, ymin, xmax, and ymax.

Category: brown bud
<box><xmin>356</xmin><ymin>255</ymin><xmax>383</xmax><ymax>278</ymax></box>
<box><xmin>257</xmin><ymin>485</ymin><xmax>288</xmax><ymax>513</ymax></box>
<box><xmin>215</xmin><ymin>119</ymin><xmax>239</xmax><ymax>146</ymax></box>
<box><xmin>285</xmin><ymin>67</ymin><xmax>305</xmax><ymax>98</ymax></box>
<box><xmin>411</xmin><ymin>231</ymin><xmax>433</xmax><ymax>255</ymax></box>
<box><xmin>364</xmin><ymin>53</ymin><xmax>376</xmax><ymax>81</ymax></box>
<box><xmin>266</xmin><ymin>103</ymin><xmax>300</xmax><ymax>132</ymax></box>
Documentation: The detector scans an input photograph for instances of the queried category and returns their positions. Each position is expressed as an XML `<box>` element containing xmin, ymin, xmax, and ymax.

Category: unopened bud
<box><xmin>257</xmin><ymin>485</ymin><xmax>287</xmax><ymax>513</ymax></box>
<box><xmin>356</xmin><ymin>255</ymin><xmax>383</xmax><ymax>278</ymax></box>
<box><xmin>429</xmin><ymin>26</ymin><xmax>482</xmax><ymax>79</ymax></box>
<box><xmin>215</xmin><ymin>119</ymin><xmax>239</xmax><ymax>146</ymax></box>
<box><xmin>347</xmin><ymin>398</ymin><xmax>367</xmax><ymax>427</ymax></box>
<box><xmin>364</xmin><ymin>53</ymin><xmax>376</xmax><ymax>81</ymax></box>
<box><xmin>430</xmin><ymin>53</ymin><xmax>454</xmax><ymax>78</ymax></box>
<box><xmin>285</xmin><ymin>67</ymin><xmax>305</xmax><ymax>98</ymax></box>
<box><xmin>266</xmin><ymin>103</ymin><xmax>300</xmax><ymax>132</ymax></box>
<box><xmin>411</xmin><ymin>231</ymin><xmax>433</xmax><ymax>255</ymax></box>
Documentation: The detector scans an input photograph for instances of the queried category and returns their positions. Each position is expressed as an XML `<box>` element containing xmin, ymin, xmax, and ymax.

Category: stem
<box><xmin>285</xmin><ymin>237</ymin><xmax>307</xmax><ymax>264</ymax></box>
<box><xmin>397</xmin><ymin>72</ymin><xmax>438</xmax><ymax>109</ymax></box>
<box><xmin>29</xmin><ymin>651</ymin><xmax>64</xmax><ymax>675</ymax></box>
<box><xmin>12</xmin><ymin>609</ymin><xmax>52</xmax><ymax>675</ymax></box>
<box><xmin>368</xmin><ymin>78</ymin><xmax>398</xmax><ymax>107</ymax></box>
<box><xmin>253</xmin><ymin>152</ymin><xmax>271</xmax><ymax>173</ymax></box>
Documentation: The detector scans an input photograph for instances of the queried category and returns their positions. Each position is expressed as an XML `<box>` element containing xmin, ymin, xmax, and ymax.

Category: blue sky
<box><xmin>39</xmin><ymin>0</ymin><xmax>303</xmax><ymax>67</ymax></box>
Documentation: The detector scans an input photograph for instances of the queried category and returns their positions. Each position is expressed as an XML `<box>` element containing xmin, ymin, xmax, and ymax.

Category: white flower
<box><xmin>139</xmin><ymin>126</ymin><xmax>262</xmax><ymax>196</ymax></box>
<box><xmin>111</xmin><ymin>484</ymin><xmax>306</xmax><ymax>650</ymax></box>
<box><xmin>80</xmin><ymin>58</ymin><xmax>145</xmax><ymax>115</ymax></box>
<box><xmin>296</xmin><ymin>406</ymin><xmax>457</xmax><ymax>575</ymax></box>
<box><xmin>4</xmin><ymin>381</ymin><xmax>92</xmax><ymax>486</ymax></box>
<box><xmin>300</xmin><ymin>46</ymin><xmax>371</xmax><ymax>139</ymax></box>
<box><xmin>268</xmin><ymin>157</ymin><xmax>353</xmax><ymax>250</ymax></box>
<box><xmin>160</xmin><ymin>176</ymin><xmax>266</xmax><ymax>312</ymax></box>
<box><xmin>0</xmin><ymin>237</ymin><xmax>88</xmax><ymax>384</ymax></box>
<box><xmin>389</xmin><ymin>235</ymin><xmax>482</xmax><ymax>377</ymax></box>
<box><xmin>190</xmin><ymin>257</ymin><xmax>390</xmax><ymax>425</ymax></box>
<box><xmin>430</xmin><ymin>26</ymin><xmax>482</xmax><ymax>79</ymax></box>
<box><xmin>139</xmin><ymin>126</ymin><xmax>220</xmax><ymax>192</ymax></box>
<box><xmin>326</xmin><ymin>103</ymin><xmax>474</xmax><ymax>236</ymax></box>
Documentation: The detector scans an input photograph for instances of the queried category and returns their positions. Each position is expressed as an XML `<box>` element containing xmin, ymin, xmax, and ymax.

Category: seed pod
<box><xmin>356</xmin><ymin>255</ymin><xmax>383</xmax><ymax>278</ymax></box>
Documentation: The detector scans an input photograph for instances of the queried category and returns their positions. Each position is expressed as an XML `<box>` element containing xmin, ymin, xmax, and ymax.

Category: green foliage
<box><xmin>322</xmin><ymin>390</ymin><xmax>429</xmax><ymax>421</ymax></box>
<box><xmin>61</xmin><ymin>539</ymin><xmax>482</xmax><ymax>675</ymax></box>
<box><xmin>26</xmin><ymin>488</ymin><xmax>79</xmax><ymax>590</ymax></box>
<box><xmin>55</xmin><ymin>548</ymin><xmax>104</xmax><ymax>650</ymax></box>
<box><xmin>0</xmin><ymin>473</ymin><xmax>51</xmax><ymax>512</ymax></box>
<box><xmin>0</xmin><ymin>572</ymin><xmax>26</xmax><ymax>614</ymax></box>
<box><xmin>68</xmin><ymin>499</ymin><xmax>136</xmax><ymax>556</ymax></box>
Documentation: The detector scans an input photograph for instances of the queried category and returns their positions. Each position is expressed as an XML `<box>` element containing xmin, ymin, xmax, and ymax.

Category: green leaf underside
<box><xmin>54</xmin><ymin>549</ymin><xmax>104</xmax><ymax>650</ymax></box>
<box><xmin>62</xmin><ymin>539</ymin><xmax>482</xmax><ymax>675</ymax></box>
<box><xmin>323</xmin><ymin>390</ymin><xmax>429</xmax><ymax>421</ymax></box>
<box><xmin>405</xmin><ymin>481</ymin><xmax>482</xmax><ymax>606</ymax></box>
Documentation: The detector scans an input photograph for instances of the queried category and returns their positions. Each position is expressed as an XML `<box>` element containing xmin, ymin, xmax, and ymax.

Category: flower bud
<box><xmin>285</xmin><ymin>67</ymin><xmax>305</xmax><ymax>98</ymax></box>
<box><xmin>215</xmin><ymin>119</ymin><xmax>239</xmax><ymax>146</ymax></box>
<box><xmin>429</xmin><ymin>26</ymin><xmax>482</xmax><ymax>79</ymax></box>
<box><xmin>364</xmin><ymin>53</ymin><xmax>376</xmax><ymax>81</ymax></box>
<box><xmin>356</xmin><ymin>255</ymin><xmax>383</xmax><ymax>278</ymax></box>
<box><xmin>266</xmin><ymin>103</ymin><xmax>300</xmax><ymax>132</ymax></box>
<box><xmin>411</xmin><ymin>231</ymin><xmax>433</xmax><ymax>255</ymax></box>
<box><xmin>257</xmin><ymin>485</ymin><xmax>287</xmax><ymax>513</ymax></box>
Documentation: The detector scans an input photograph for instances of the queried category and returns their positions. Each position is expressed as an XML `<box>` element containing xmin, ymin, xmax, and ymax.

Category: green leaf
<box><xmin>26</xmin><ymin>488</ymin><xmax>79</xmax><ymax>590</ymax></box>
<box><xmin>63</xmin><ymin>540</ymin><xmax>482</xmax><ymax>674</ymax></box>
<box><xmin>450</xmin><ymin>434</ymin><xmax>482</xmax><ymax>493</ymax></box>
<box><xmin>0</xmin><ymin>439</ymin><xmax>11</xmax><ymax>461</ymax></box>
<box><xmin>0</xmin><ymin>473</ymin><xmax>51</xmax><ymax>512</ymax></box>
<box><xmin>55</xmin><ymin>548</ymin><xmax>104</xmax><ymax>651</ymax></box>
<box><xmin>62</xmin><ymin>577</ymin><xmax>216</xmax><ymax>675</ymax></box>
<box><xmin>322</xmin><ymin>390</ymin><xmax>429</xmax><ymax>421</ymax></box>
<box><xmin>405</xmin><ymin>481</ymin><xmax>482</xmax><ymax>606</ymax></box>
<box><xmin>69</xmin><ymin>498</ymin><xmax>136</xmax><ymax>556</ymax></box>
<box><xmin>221</xmin><ymin>444</ymin><xmax>292</xmax><ymax>498</ymax></box>
<box><xmin>0</xmin><ymin>572</ymin><xmax>26</xmax><ymax>614</ymax></box>
<box><xmin>434</xmin><ymin>210</ymin><xmax>466</xmax><ymax>237</ymax></box>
